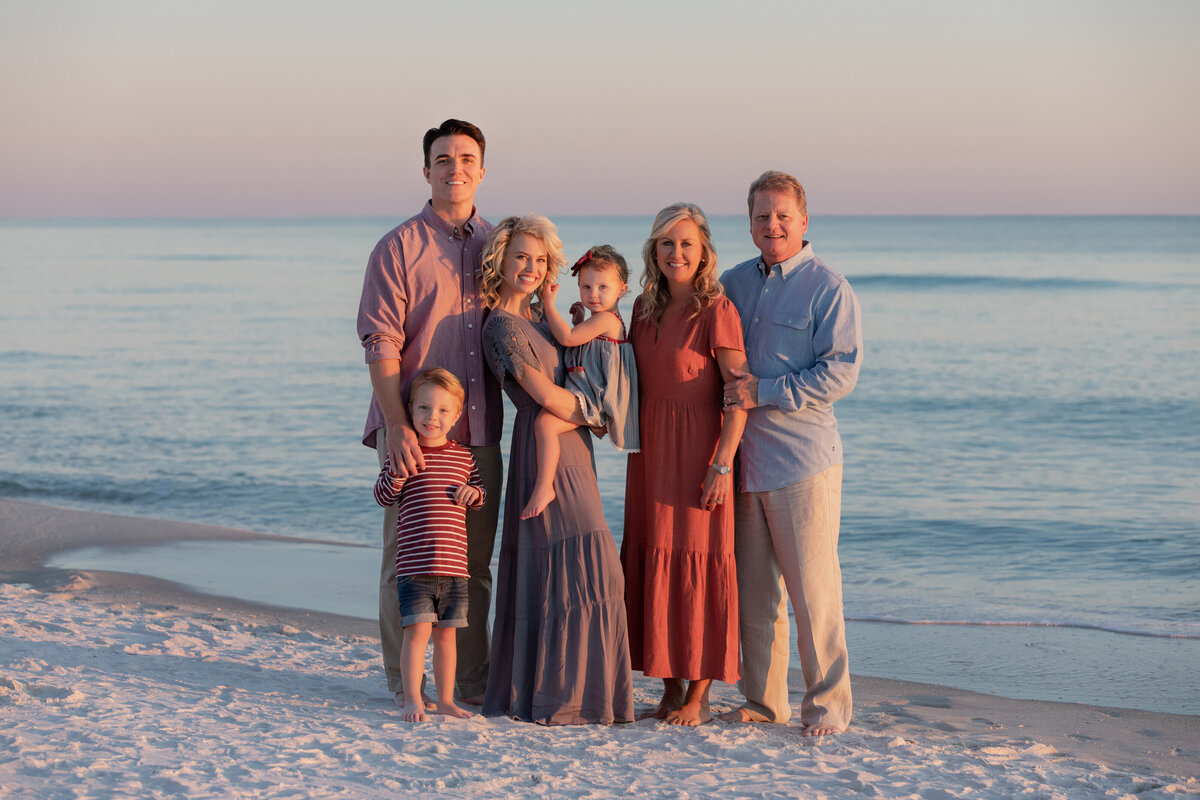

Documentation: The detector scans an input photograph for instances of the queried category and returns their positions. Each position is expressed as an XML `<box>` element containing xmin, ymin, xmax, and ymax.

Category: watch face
<box><xmin>712</xmin><ymin>463</ymin><xmax>730</xmax><ymax>475</ymax></box>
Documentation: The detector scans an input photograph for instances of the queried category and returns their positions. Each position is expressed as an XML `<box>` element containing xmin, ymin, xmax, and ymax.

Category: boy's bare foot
<box><xmin>401</xmin><ymin>700</ymin><xmax>427</xmax><ymax>723</ymax></box>
<box><xmin>666</xmin><ymin>697</ymin><xmax>711</xmax><ymax>727</ymax></box>
<box><xmin>802</xmin><ymin>722</ymin><xmax>843</xmax><ymax>737</ymax></box>
<box><xmin>393</xmin><ymin>690</ymin><xmax>436</xmax><ymax>710</ymax></box>
<box><xmin>437</xmin><ymin>700</ymin><xmax>475</xmax><ymax>720</ymax></box>
<box><xmin>520</xmin><ymin>486</ymin><xmax>555</xmax><ymax>519</ymax></box>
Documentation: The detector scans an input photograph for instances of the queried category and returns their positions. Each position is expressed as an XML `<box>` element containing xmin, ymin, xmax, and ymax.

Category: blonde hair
<box><xmin>637</xmin><ymin>202</ymin><xmax>722</xmax><ymax>324</ymax></box>
<box><xmin>409</xmin><ymin>367</ymin><xmax>465</xmax><ymax>408</ymax></box>
<box><xmin>478</xmin><ymin>214</ymin><xmax>566</xmax><ymax>311</ymax></box>
<box><xmin>747</xmin><ymin>170</ymin><xmax>807</xmax><ymax>216</ymax></box>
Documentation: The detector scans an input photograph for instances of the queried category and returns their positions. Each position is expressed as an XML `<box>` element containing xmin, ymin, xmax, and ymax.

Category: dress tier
<box><xmin>481</xmin><ymin>310</ymin><xmax>634</xmax><ymax>725</ymax></box>
<box><xmin>621</xmin><ymin>295</ymin><xmax>745</xmax><ymax>684</ymax></box>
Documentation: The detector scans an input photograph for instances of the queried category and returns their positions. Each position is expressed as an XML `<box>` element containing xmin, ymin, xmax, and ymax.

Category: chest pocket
<box><xmin>768</xmin><ymin>308</ymin><xmax>815</xmax><ymax>367</ymax></box>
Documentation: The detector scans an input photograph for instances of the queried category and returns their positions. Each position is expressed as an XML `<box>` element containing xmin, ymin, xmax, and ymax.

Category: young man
<box><xmin>718</xmin><ymin>171</ymin><xmax>863</xmax><ymax>736</ymax></box>
<box><xmin>357</xmin><ymin>119</ymin><xmax>502</xmax><ymax>706</ymax></box>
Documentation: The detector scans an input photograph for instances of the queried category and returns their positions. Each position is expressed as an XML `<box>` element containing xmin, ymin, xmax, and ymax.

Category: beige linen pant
<box><xmin>733</xmin><ymin>464</ymin><xmax>852</xmax><ymax>729</ymax></box>
<box><xmin>377</xmin><ymin>430</ymin><xmax>502</xmax><ymax>699</ymax></box>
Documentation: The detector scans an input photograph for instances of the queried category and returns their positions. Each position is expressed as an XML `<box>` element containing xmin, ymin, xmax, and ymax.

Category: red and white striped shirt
<box><xmin>373</xmin><ymin>442</ymin><xmax>486</xmax><ymax>578</ymax></box>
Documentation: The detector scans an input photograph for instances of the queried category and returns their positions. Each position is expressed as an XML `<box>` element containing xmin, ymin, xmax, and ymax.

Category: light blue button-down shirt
<box><xmin>721</xmin><ymin>242</ymin><xmax>862</xmax><ymax>492</ymax></box>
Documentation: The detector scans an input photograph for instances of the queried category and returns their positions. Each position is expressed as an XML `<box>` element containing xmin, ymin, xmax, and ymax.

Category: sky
<box><xmin>2</xmin><ymin>0</ymin><xmax>1198</xmax><ymax>217</ymax></box>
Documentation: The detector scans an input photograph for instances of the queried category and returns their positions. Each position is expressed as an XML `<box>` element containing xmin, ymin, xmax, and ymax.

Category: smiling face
<box><xmin>423</xmin><ymin>133</ymin><xmax>485</xmax><ymax>212</ymax></box>
<box><xmin>408</xmin><ymin>382</ymin><xmax>463</xmax><ymax>447</ymax></box>
<box><xmin>577</xmin><ymin>263</ymin><xmax>626</xmax><ymax>315</ymax></box>
<box><xmin>655</xmin><ymin>218</ymin><xmax>703</xmax><ymax>290</ymax></box>
<box><xmin>751</xmin><ymin>189</ymin><xmax>808</xmax><ymax>267</ymax></box>
<box><xmin>499</xmin><ymin>233</ymin><xmax>550</xmax><ymax>300</ymax></box>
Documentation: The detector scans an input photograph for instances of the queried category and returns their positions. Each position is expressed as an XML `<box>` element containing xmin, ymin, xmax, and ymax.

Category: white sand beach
<box><xmin>1</xmin><ymin>498</ymin><xmax>1197</xmax><ymax>799</ymax></box>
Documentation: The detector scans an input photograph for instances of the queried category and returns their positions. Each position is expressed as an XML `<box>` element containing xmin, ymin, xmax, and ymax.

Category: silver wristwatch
<box><xmin>709</xmin><ymin>462</ymin><xmax>731</xmax><ymax>475</ymax></box>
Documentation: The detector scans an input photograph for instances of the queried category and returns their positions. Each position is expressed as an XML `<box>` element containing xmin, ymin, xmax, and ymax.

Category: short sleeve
<box><xmin>483</xmin><ymin>313</ymin><xmax>540</xmax><ymax>382</ymax></box>
<box><xmin>707</xmin><ymin>296</ymin><xmax>745</xmax><ymax>355</ymax></box>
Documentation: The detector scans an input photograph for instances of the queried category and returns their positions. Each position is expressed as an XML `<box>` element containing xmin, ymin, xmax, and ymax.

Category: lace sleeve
<box><xmin>483</xmin><ymin>313</ymin><xmax>539</xmax><ymax>382</ymax></box>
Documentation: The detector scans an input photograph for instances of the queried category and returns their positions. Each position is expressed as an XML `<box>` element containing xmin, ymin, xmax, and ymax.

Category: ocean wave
<box><xmin>847</xmin><ymin>273</ymin><xmax>1184</xmax><ymax>291</ymax></box>
<box><xmin>846</xmin><ymin>615</ymin><xmax>1200</xmax><ymax>640</ymax></box>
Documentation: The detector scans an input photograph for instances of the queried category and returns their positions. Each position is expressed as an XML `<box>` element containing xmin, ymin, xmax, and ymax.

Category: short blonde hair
<box><xmin>478</xmin><ymin>214</ymin><xmax>566</xmax><ymax>311</ymax></box>
<box><xmin>747</xmin><ymin>170</ymin><xmax>807</xmax><ymax>216</ymax></box>
<box><xmin>409</xmin><ymin>367</ymin><xmax>465</xmax><ymax>408</ymax></box>
<box><xmin>637</xmin><ymin>203</ymin><xmax>722</xmax><ymax>324</ymax></box>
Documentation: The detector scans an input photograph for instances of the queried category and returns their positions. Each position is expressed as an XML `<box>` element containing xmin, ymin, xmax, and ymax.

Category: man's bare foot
<box><xmin>715</xmin><ymin>706</ymin><xmax>756</xmax><ymax>723</ymax></box>
<box><xmin>802</xmin><ymin>722</ymin><xmax>843</xmax><ymax>737</ymax></box>
<box><xmin>459</xmin><ymin>693</ymin><xmax>486</xmax><ymax>707</ymax></box>
<box><xmin>520</xmin><ymin>486</ymin><xmax>555</xmax><ymax>519</ymax></box>
<box><xmin>393</xmin><ymin>691</ymin><xmax>436</xmax><ymax>711</ymax></box>
<box><xmin>666</xmin><ymin>698</ymin><xmax>711</xmax><ymax>727</ymax></box>
<box><xmin>401</xmin><ymin>700</ymin><xmax>427</xmax><ymax>723</ymax></box>
<box><xmin>436</xmin><ymin>700</ymin><xmax>475</xmax><ymax>720</ymax></box>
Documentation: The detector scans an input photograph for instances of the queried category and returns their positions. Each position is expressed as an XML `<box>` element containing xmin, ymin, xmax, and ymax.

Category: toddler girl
<box><xmin>522</xmin><ymin>245</ymin><xmax>640</xmax><ymax>518</ymax></box>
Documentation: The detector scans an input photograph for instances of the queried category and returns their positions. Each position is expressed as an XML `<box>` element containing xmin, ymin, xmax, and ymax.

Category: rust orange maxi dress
<box><xmin>621</xmin><ymin>294</ymin><xmax>744</xmax><ymax>683</ymax></box>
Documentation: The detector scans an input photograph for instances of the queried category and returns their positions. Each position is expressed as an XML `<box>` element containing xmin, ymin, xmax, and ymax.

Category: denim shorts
<box><xmin>396</xmin><ymin>574</ymin><xmax>469</xmax><ymax>628</ymax></box>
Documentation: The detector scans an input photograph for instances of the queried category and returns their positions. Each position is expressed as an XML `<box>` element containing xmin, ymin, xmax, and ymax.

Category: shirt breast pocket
<box><xmin>770</xmin><ymin>309</ymin><xmax>815</xmax><ymax>366</ymax></box>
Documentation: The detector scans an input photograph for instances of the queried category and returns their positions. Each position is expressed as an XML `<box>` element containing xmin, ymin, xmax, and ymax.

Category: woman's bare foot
<box><xmin>437</xmin><ymin>700</ymin><xmax>476</xmax><ymax>720</ymax></box>
<box><xmin>520</xmin><ymin>485</ymin><xmax>555</xmax><ymax>519</ymax></box>
<box><xmin>637</xmin><ymin>679</ymin><xmax>685</xmax><ymax>720</ymax></box>
<box><xmin>665</xmin><ymin>697</ymin><xmax>711</xmax><ymax>727</ymax></box>
<box><xmin>401</xmin><ymin>700</ymin><xmax>427</xmax><ymax>723</ymax></box>
<box><xmin>802</xmin><ymin>722</ymin><xmax>843</xmax><ymax>737</ymax></box>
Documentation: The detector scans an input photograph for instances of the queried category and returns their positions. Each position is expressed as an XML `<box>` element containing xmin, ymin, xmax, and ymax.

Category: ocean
<box><xmin>3</xmin><ymin>215</ymin><xmax>1198</xmax><ymax>715</ymax></box>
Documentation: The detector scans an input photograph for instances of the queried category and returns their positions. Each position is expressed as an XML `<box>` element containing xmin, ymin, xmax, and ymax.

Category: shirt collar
<box><xmin>757</xmin><ymin>241</ymin><xmax>813</xmax><ymax>278</ymax></box>
<box><xmin>420</xmin><ymin>200</ymin><xmax>481</xmax><ymax>239</ymax></box>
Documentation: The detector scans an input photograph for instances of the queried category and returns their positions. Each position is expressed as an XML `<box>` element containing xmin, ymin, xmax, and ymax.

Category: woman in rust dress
<box><xmin>622</xmin><ymin>203</ymin><xmax>748</xmax><ymax>725</ymax></box>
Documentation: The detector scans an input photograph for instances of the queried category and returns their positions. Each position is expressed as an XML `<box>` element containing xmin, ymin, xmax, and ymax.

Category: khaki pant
<box><xmin>733</xmin><ymin>465</ymin><xmax>852</xmax><ymax>729</ymax></box>
<box><xmin>377</xmin><ymin>431</ymin><xmax>502</xmax><ymax>698</ymax></box>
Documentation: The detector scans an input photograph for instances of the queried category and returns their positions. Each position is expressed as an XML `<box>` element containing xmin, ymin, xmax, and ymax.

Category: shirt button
<box><xmin>468</xmin><ymin>323</ymin><xmax>474</xmax><ymax>328</ymax></box>
<box><xmin>469</xmin><ymin>351</ymin><xmax>475</xmax><ymax>356</ymax></box>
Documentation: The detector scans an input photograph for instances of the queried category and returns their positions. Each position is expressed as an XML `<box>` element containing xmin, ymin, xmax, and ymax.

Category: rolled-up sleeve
<box><xmin>357</xmin><ymin>238</ymin><xmax>407</xmax><ymax>364</ymax></box>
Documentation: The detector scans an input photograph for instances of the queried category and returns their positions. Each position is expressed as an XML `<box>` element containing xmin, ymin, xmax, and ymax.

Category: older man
<box><xmin>357</xmin><ymin>119</ymin><xmax>503</xmax><ymax>706</ymax></box>
<box><xmin>718</xmin><ymin>171</ymin><xmax>862</xmax><ymax>735</ymax></box>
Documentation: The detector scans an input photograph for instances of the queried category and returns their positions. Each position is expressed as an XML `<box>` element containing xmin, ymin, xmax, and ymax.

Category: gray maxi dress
<box><xmin>481</xmin><ymin>309</ymin><xmax>634</xmax><ymax>724</ymax></box>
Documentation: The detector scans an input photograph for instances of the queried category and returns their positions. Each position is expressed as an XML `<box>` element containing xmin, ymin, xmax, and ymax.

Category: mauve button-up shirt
<box><xmin>357</xmin><ymin>202</ymin><xmax>502</xmax><ymax>449</ymax></box>
<box><xmin>721</xmin><ymin>242</ymin><xmax>863</xmax><ymax>492</ymax></box>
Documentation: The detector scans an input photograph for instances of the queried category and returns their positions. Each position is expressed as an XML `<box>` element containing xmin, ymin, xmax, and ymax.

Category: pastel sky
<box><xmin>2</xmin><ymin>0</ymin><xmax>1198</xmax><ymax>217</ymax></box>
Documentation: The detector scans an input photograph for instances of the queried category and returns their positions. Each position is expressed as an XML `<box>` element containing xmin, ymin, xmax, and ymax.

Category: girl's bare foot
<box><xmin>520</xmin><ymin>486</ymin><xmax>555</xmax><ymax>519</ymax></box>
<box><xmin>401</xmin><ymin>700</ymin><xmax>427</xmax><ymax>723</ymax></box>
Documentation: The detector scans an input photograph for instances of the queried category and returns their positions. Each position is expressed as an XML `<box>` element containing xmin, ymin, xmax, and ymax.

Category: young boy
<box><xmin>373</xmin><ymin>368</ymin><xmax>486</xmax><ymax>722</ymax></box>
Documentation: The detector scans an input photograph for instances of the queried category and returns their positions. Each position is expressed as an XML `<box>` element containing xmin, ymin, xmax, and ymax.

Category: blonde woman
<box><xmin>622</xmin><ymin>203</ymin><xmax>748</xmax><ymax>726</ymax></box>
<box><xmin>478</xmin><ymin>214</ymin><xmax>634</xmax><ymax>725</ymax></box>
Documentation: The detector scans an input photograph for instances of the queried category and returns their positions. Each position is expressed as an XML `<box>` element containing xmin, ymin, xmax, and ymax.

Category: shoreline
<box><xmin>2</xmin><ymin>497</ymin><xmax>1198</xmax><ymax>791</ymax></box>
